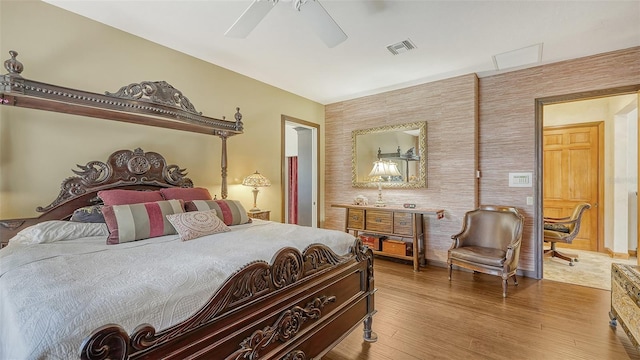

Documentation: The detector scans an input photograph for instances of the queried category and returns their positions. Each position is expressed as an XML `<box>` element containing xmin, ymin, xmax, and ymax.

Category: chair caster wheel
<box><xmin>574</xmin><ymin>258</ymin><xmax>579</xmax><ymax>262</ymax></box>
<box><xmin>569</xmin><ymin>262</ymin><xmax>575</xmax><ymax>266</ymax></box>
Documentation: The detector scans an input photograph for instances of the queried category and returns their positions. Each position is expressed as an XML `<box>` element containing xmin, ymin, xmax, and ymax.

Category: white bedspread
<box><xmin>0</xmin><ymin>220</ymin><xmax>355</xmax><ymax>360</ymax></box>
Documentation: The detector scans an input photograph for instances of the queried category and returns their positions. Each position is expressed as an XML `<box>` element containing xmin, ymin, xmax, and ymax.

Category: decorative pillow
<box><xmin>97</xmin><ymin>189</ymin><xmax>164</xmax><ymax>206</ymax></box>
<box><xmin>160</xmin><ymin>187</ymin><xmax>212</xmax><ymax>202</ymax></box>
<box><xmin>544</xmin><ymin>223</ymin><xmax>570</xmax><ymax>233</ymax></box>
<box><xmin>70</xmin><ymin>205</ymin><xmax>105</xmax><ymax>223</ymax></box>
<box><xmin>166</xmin><ymin>210</ymin><xmax>230</xmax><ymax>241</ymax></box>
<box><xmin>102</xmin><ymin>199</ymin><xmax>184</xmax><ymax>245</ymax></box>
<box><xmin>9</xmin><ymin>221</ymin><xmax>109</xmax><ymax>245</ymax></box>
<box><xmin>184</xmin><ymin>199</ymin><xmax>251</xmax><ymax>226</ymax></box>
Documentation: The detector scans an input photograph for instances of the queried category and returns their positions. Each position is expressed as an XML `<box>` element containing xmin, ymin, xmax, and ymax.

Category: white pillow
<box><xmin>9</xmin><ymin>220</ymin><xmax>108</xmax><ymax>245</ymax></box>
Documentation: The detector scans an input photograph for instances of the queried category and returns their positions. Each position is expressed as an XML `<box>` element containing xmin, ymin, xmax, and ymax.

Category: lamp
<box><xmin>242</xmin><ymin>170</ymin><xmax>271</xmax><ymax>212</ymax></box>
<box><xmin>369</xmin><ymin>160</ymin><xmax>401</xmax><ymax>207</ymax></box>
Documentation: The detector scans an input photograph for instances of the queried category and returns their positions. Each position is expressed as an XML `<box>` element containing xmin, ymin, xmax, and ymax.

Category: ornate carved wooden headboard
<box><xmin>0</xmin><ymin>148</ymin><xmax>195</xmax><ymax>242</ymax></box>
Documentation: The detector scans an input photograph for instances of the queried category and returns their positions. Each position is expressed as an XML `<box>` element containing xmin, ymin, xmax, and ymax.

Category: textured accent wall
<box><xmin>325</xmin><ymin>47</ymin><xmax>639</xmax><ymax>275</ymax></box>
<box><xmin>479</xmin><ymin>47</ymin><xmax>640</xmax><ymax>272</ymax></box>
<box><xmin>325</xmin><ymin>74</ymin><xmax>479</xmax><ymax>264</ymax></box>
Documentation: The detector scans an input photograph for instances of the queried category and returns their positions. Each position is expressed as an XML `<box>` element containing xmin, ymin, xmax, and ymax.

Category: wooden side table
<box><xmin>247</xmin><ymin>210</ymin><xmax>270</xmax><ymax>221</ymax></box>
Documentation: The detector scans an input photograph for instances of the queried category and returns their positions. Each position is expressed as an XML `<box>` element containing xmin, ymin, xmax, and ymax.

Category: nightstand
<box><xmin>247</xmin><ymin>210</ymin><xmax>270</xmax><ymax>221</ymax></box>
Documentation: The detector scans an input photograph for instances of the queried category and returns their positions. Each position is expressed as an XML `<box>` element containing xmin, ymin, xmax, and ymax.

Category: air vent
<box><xmin>386</xmin><ymin>39</ymin><xmax>416</xmax><ymax>55</ymax></box>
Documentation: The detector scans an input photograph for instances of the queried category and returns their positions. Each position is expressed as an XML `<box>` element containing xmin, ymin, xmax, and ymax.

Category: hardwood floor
<box><xmin>325</xmin><ymin>259</ymin><xmax>639</xmax><ymax>360</ymax></box>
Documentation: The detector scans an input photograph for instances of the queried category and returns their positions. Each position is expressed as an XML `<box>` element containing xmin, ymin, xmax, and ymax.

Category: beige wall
<box><xmin>325</xmin><ymin>74</ymin><xmax>479</xmax><ymax>265</ymax></box>
<box><xmin>0</xmin><ymin>1</ymin><xmax>325</xmax><ymax>222</ymax></box>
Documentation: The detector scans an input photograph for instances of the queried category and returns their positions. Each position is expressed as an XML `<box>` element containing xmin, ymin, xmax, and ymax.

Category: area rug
<box><xmin>543</xmin><ymin>249</ymin><xmax>638</xmax><ymax>290</ymax></box>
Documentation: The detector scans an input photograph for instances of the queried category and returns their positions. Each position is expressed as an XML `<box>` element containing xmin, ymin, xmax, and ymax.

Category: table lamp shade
<box><xmin>242</xmin><ymin>171</ymin><xmax>270</xmax><ymax>212</ymax></box>
<box><xmin>242</xmin><ymin>171</ymin><xmax>271</xmax><ymax>188</ymax></box>
<box><xmin>369</xmin><ymin>160</ymin><xmax>401</xmax><ymax>178</ymax></box>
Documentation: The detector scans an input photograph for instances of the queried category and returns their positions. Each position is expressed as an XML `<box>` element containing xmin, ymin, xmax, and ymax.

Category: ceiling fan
<box><xmin>225</xmin><ymin>0</ymin><xmax>347</xmax><ymax>48</ymax></box>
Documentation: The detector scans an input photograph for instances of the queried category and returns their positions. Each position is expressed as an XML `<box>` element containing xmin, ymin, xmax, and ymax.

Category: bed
<box><xmin>0</xmin><ymin>51</ymin><xmax>376</xmax><ymax>360</ymax></box>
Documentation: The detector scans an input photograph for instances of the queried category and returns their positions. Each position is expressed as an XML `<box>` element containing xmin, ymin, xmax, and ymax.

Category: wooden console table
<box><xmin>332</xmin><ymin>204</ymin><xmax>444</xmax><ymax>271</ymax></box>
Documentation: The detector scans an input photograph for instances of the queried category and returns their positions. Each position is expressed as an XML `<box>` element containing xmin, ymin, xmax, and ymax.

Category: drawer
<box><xmin>366</xmin><ymin>210</ymin><xmax>392</xmax><ymax>233</ymax></box>
<box><xmin>393</xmin><ymin>212</ymin><xmax>413</xmax><ymax>236</ymax></box>
<box><xmin>359</xmin><ymin>234</ymin><xmax>385</xmax><ymax>251</ymax></box>
<box><xmin>382</xmin><ymin>239</ymin><xmax>411</xmax><ymax>256</ymax></box>
<box><xmin>347</xmin><ymin>209</ymin><xmax>364</xmax><ymax>229</ymax></box>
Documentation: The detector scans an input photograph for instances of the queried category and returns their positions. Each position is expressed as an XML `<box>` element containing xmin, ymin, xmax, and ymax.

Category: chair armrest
<box><xmin>544</xmin><ymin>218</ymin><xmax>578</xmax><ymax>226</ymax></box>
<box><xmin>503</xmin><ymin>239</ymin><xmax>522</xmax><ymax>271</ymax></box>
<box><xmin>543</xmin><ymin>215</ymin><xmax>571</xmax><ymax>222</ymax></box>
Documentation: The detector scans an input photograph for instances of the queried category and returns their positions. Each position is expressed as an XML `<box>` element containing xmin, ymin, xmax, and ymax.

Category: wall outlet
<box><xmin>526</xmin><ymin>196</ymin><xmax>534</xmax><ymax>205</ymax></box>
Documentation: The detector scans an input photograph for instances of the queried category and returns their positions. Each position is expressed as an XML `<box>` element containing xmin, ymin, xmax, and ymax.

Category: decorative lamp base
<box><xmin>251</xmin><ymin>188</ymin><xmax>260</xmax><ymax>212</ymax></box>
<box><xmin>375</xmin><ymin>182</ymin><xmax>386</xmax><ymax>207</ymax></box>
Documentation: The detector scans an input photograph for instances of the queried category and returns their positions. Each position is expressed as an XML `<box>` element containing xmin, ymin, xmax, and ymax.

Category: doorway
<box><xmin>281</xmin><ymin>115</ymin><xmax>319</xmax><ymax>228</ymax></box>
<box><xmin>536</xmin><ymin>86</ymin><xmax>640</xmax><ymax>284</ymax></box>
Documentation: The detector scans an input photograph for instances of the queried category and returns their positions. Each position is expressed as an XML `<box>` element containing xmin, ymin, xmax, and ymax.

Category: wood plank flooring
<box><xmin>324</xmin><ymin>259</ymin><xmax>639</xmax><ymax>360</ymax></box>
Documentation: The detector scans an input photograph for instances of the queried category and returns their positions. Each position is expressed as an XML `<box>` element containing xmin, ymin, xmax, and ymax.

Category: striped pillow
<box><xmin>185</xmin><ymin>199</ymin><xmax>251</xmax><ymax>226</ymax></box>
<box><xmin>102</xmin><ymin>199</ymin><xmax>184</xmax><ymax>245</ymax></box>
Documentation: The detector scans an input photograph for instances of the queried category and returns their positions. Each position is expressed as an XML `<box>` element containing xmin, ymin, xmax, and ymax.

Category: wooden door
<box><xmin>543</xmin><ymin>123</ymin><xmax>602</xmax><ymax>251</ymax></box>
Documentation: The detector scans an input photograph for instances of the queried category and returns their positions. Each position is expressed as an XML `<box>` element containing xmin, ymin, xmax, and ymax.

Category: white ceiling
<box><xmin>44</xmin><ymin>0</ymin><xmax>640</xmax><ymax>105</ymax></box>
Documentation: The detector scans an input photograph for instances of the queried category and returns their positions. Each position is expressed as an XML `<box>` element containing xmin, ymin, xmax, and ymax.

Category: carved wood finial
<box><xmin>235</xmin><ymin>107</ymin><xmax>243</xmax><ymax>131</ymax></box>
<box><xmin>4</xmin><ymin>50</ymin><xmax>23</xmax><ymax>76</ymax></box>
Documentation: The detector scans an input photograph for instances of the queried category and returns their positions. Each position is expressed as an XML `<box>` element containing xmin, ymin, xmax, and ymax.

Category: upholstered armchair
<box><xmin>448</xmin><ymin>205</ymin><xmax>525</xmax><ymax>298</ymax></box>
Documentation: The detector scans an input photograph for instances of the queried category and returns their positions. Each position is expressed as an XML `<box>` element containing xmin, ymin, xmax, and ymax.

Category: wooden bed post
<box><xmin>216</xmin><ymin>108</ymin><xmax>242</xmax><ymax>200</ymax></box>
<box><xmin>217</xmin><ymin>131</ymin><xmax>229</xmax><ymax>199</ymax></box>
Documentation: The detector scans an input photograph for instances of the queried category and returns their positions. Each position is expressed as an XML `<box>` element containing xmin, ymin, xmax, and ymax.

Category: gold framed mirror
<box><xmin>352</xmin><ymin>121</ymin><xmax>426</xmax><ymax>188</ymax></box>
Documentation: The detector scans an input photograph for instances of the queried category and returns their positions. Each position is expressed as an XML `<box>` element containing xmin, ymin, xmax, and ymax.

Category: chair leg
<box><xmin>544</xmin><ymin>242</ymin><xmax>578</xmax><ymax>266</ymax></box>
<box><xmin>502</xmin><ymin>278</ymin><xmax>508</xmax><ymax>298</ymax></box>
<box><xmin>448</xmin><ymin>263</ymin><xmax>453</xmax><ymax>280</ymax></box>
<box><xmin>512</xmin><ymin>274</ymin><xmax>518</xmax><ymax>286</ymax></box>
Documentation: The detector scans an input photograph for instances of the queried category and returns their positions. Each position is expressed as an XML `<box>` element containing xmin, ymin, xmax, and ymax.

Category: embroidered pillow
<box><xmin>184</xmin><ymin>199</ymin><xmax>251</xmax><ymax>226</ymax></box>
<box><xmin>70</xmin><ymin>205</ymin><xmax>105</xmax><ymax>223</ymax></box>
<box><xmin>98</xmin><ymin>189</ymin><xmax>164</xmax><ymax>206</ymax></box>
<box><xmin>160</xmin><ymin>187</ymin><xmax>212</xmax><ymax>202</ymax></box>
<box><xmin>166</xmin><ymin>210</ymin><xmax>230</xmax><ymax>241</ymax></box>
<box><xmin>102</xmin><ymin>199</ymin><xmax>184</xmax><ymax>244</ymax></box>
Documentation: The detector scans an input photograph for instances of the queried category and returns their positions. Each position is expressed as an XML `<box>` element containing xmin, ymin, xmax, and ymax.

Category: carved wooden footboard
<box><xmin>80</xmin><ymin>240</ymin><xmax>376</xmax><ymax>360</ymax></box>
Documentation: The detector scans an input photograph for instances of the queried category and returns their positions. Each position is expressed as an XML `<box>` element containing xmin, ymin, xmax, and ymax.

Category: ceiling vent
<box><xmin>386</xmin><ymin>39</ymin><xmax>416</xmax><ymax>55</ymax></box>
<box><xmin>492</xmin><ymin>43</ymin><xmax>543</xmax><ymax>70</ymax></box>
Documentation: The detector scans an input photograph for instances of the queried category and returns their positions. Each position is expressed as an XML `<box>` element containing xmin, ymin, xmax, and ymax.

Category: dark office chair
<box><xmin>543</xmin><ymin>203</ymin><xmax>591</xmax><ymax>266</ymax></box>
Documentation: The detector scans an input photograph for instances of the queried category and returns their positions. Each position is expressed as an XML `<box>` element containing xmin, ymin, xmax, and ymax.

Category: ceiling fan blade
<box><xmin>297</xmin><ymin>0</ymin><xmax>347</xmax><ymax>48</ymax></box>
<box><xmin>225</xmin><ymin>0</ymin><xmax>277</xmax><ymax>38</ymax></box>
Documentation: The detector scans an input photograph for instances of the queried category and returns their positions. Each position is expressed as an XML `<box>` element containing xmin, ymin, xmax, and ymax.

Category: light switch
<box><xmin>526</xmin><ymin>196</ymin><xmax>533</xmax><ymax>205</ymax></box>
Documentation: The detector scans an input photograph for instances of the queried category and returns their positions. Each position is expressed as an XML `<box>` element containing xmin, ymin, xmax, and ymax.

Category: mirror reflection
<box><xmin>352</xmin><ymin>121</ymin><xmax>426</xmax><ymax>188</ymax></box>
